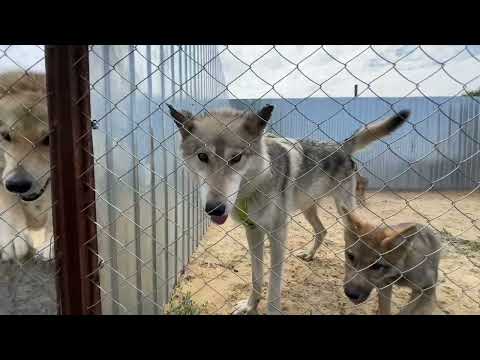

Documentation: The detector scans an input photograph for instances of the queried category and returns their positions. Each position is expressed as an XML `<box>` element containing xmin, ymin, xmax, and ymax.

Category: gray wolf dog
<box><xmin>0</xmin><ymin>71</ymin><xmax>53</xmax><ymax>261</ymax></box>
<box><xmin>341</xmin><ymin>206</ymin><xmax>441</xmax><ymax>315</ymax></box>
<box><xmin>167</xmin><ymin>103</ymin><xmax>410</xmax><ymax>314</ymax></box>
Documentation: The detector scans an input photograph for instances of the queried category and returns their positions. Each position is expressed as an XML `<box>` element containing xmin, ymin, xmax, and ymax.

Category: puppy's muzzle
<box><xmin>344</xmin><ymin>286</ymin><xmax>370</xmax><ymax>304</ymax></box>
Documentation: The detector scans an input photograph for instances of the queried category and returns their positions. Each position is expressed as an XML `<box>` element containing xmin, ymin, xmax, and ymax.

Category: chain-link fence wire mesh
<box><xmin>4</xmin><ymin>45</ymin><xmax>478</xmax><ymax>315</ymax></box>
<box><xmin>0</xmin><ymin>45</ymin><xmax>56</xmax><ymax>315</ymax></box>
<box><xmin>80</xmin><ymin>45</ymin><xmax>480</xmax><ymax>315</ymax></box>
<box><xmin>87</xmin><ymin>45</ymin><xmax>229</xmax><ymax>314</ymax></box>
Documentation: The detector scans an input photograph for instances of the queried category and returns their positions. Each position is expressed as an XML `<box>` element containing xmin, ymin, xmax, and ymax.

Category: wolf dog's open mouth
<box><xmin>210</xmin><ymin>214</ymin><xmax>228</xmax><ymax>225</ymax></box>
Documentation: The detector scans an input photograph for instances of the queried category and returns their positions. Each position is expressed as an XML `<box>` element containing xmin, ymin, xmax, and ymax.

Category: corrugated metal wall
<box><xmin>230</xmin><ymin>97</ymin><xmax>480</xmax><ymax>191</ymax></box>
<box><xmin>89</xmin><ymin>45</ymin><xmax>228</xmax><ymax>314</ymax></box>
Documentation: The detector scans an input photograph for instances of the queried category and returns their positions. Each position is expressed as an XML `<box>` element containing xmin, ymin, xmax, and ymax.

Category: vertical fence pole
<box><xmin>45</xmin><ymin>45</ymin><xmax>101</xmax><ymax>315</ymax></box>
<box><xmin>159</xmin><ymin>45</ymin><xmax>170</xmax><ymax>305</ymax></box>
<box><xmin>146</xmin><ymin>45</ymin><xmax>159</xmax><ymax>314</ymax></box>
<box><xmin>171</xmin><ymin>45</ymin><xmax>178</xmax><ymax>289</ymax></box>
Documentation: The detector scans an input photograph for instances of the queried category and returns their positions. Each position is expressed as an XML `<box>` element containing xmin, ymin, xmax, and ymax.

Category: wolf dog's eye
<box><xmin>42</xmin><ymin>135</ymin><xmax>49</xmax><ymax>146</ymax></box>
<box><xmin>1</xmin><ymin>132</ymin><xmax>11</xmax><ymax>142</ymax></box>
<box><xmin>346</xmin><ymin>252</ymin><xmax>354</xmax><ymax>262</ymax></box>
<box><xmin>370</xmin><ymin>262</ymin><xmax>386</xmax><ymax>271</ymax></box>
<box><xmin>229</xmin><ymin>153</ymin><xmax>242</xmax><ymax>165</ymax></box>
<box><xmin>198</xmin><ymin>153</ymin><xmax>209</xmax><ymax>163</ymax></box>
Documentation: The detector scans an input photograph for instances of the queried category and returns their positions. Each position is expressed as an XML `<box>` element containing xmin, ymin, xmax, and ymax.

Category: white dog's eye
<box><xmin>198</xmin><ymin>153</ymin><xmax>208</xmax><ymax>163</ymax></box>
<box><xmin>1</xmin><ymin>131</ymin><xmax>11</xmax><ymax>142</ymax></box>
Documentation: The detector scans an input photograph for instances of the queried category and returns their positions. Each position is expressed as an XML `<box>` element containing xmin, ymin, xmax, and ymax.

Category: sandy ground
<box><xmin>170</xmin><ymin>191</ymin><xmax>480</xmax><ymax>315</ymax></box>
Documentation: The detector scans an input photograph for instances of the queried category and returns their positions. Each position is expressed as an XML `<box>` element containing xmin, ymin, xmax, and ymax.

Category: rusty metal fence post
<box><xmin>45</xmin><ymin>45</ymin><xmax>101</xmax><ymax>315</ymax></box>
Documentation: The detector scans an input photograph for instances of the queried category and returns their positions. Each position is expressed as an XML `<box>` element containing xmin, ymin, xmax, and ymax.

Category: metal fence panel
<box><xmin>2</xmin><ymin>44</ymin><xmax>479</xmax><ymax>315</ymax></box>
<box><xmin>89</xmin><ymin>45</ymin><xmax>226</xmax><ymax>314</ymax></box>
<box><xmin>230</xmin><ymin>96</ymin><xmax>480</xmax><ymax>191</ymax></box>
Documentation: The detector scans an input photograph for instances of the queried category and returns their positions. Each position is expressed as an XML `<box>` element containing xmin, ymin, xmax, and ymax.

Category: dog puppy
<box><xmin>341</xmin><ymin>207</ymin><xmax>441</xmax><ymax>315</ymax></box>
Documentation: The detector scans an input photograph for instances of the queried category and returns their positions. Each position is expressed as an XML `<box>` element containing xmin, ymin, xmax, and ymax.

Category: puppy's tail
<box><xmin>342</xmin><ymin>110</ymin><xmax>411</xmax><ymax>154</ymax></box>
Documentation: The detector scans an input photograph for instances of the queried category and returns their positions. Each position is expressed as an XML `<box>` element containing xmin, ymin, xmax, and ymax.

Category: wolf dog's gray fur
<box><xmin>168</xmin><ymin>104</ymin><xmax>410</xmax><ymax>314</ymax></box>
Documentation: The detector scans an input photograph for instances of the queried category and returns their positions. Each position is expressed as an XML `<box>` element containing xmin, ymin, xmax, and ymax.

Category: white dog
<box><xmin>0</xmin><ymin>71</ymin><xmax>53</xmax><ymax>262</ymax></box>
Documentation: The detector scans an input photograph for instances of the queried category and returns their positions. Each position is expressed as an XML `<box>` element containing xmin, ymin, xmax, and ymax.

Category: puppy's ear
<box><xmin>167</xmin><ymin>104</ymin><xmax>194</xmax><ymax>138</ymax></box>
<box><xmin>381</xmin><ymin>223</ymin><xmax>417</xmax><ymax>250</ymax></box>
<box><xmin>244</xmin><ymin>104</ymin><xmax>274</xmax><ymax>135</ymax></box>
<box><xmin>340</xmin><ymin>206</ymin><xmax>364</xmax><ymax>236</ymax></box>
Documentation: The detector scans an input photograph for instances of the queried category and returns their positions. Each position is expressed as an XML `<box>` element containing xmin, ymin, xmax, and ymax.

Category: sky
<box><xmin>2</xmin><ymin>45</ymin><xmax>480</xmax><ymax>99</ymax></box>
<box><xmin>218</xmin><ymin>45</ymin><xmax>480</xmax><ymax>99</ymax></box>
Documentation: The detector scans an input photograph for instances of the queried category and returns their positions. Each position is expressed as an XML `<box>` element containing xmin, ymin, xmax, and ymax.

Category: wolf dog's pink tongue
<box><xmin>211</xmin><ymin>215</ymin><xmax>228</xmax><ymax>225</ymax></box>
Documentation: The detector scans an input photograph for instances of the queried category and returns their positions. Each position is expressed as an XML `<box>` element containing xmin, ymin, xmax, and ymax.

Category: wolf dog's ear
<box><xmin>244</xmin><ymin>104</ymin><xmax>274</xmax><ymax>135</ymax></box>
<box><xmin>167</xmin><ymin>104</ymin><xmax>194</xmax><ymax>138</ymax></box>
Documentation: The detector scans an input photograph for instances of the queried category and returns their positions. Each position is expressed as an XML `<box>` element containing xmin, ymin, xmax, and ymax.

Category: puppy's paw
<box><xmin>232</xmin><ymin>299</ymin><xmax>258</xmax><ymax>315</ymax></box>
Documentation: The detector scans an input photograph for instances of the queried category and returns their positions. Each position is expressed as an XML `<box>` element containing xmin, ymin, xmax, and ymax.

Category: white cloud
<box><xmin>3</xmin><ymin>45</ymin><xmax>480</xmax><ymax>100</ymax></box>
<box><xmin>219</xmin><ymin>45</ymin><xmax>480</xmax><ymax>99</ymax></box>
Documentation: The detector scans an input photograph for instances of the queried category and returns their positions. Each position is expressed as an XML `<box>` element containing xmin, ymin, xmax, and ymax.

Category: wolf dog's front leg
<box><xmin>232</xmin><ymin>226</ymin><xmax>265</xmax><ymax>315</ymax></box>
<box><xmin>266</xmin><ymin>225</ymin><xmax>287</xmax><ymax>315</ymax></box>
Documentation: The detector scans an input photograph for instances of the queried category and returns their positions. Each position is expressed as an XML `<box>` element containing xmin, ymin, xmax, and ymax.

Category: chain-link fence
<box><xmin>88</xmin><ymin>45</ymin><xmax>228</xmax><ymax>314</ymax></box>
<box><xmin>1</xmin><ymin>45</ymin><xmax>479</xmax><ymax>315</ymax></box>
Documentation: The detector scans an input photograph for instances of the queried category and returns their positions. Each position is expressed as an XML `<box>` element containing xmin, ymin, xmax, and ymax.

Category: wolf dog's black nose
<box><xmin>205</xmin><ymin>202</ymin><xmax>226</xmax><ymax>216</ymax></box>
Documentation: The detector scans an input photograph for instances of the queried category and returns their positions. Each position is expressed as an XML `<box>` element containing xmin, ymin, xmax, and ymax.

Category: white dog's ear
<box><xmin>167</xmin><ymin>104</ymin><xmax>194</xmax><ymax>138</ymax></box>
<box><xmin>381</xmin><ymin>223</ymin><xmax>417</xmax><ymax>250</ymax></box>
<box><xmin>244</xmin><ymin>104</ymin><xmax>274</xmax><ymax>135</ymax></box>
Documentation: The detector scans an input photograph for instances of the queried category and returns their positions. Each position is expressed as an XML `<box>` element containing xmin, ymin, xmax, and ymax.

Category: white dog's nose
<box><xmin>5</xmin><ymin>177</ymin><xmax>32</xmax><ymax>194</ymax></box>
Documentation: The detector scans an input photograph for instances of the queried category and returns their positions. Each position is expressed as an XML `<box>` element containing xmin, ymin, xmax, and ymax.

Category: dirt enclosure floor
<box><xmin>171</xmin><ymin>191</ymin><xmax>480</xmax><ymax>315</ymax></box>
<box><xmin>0</xmin><ymin>261</ymin><xmax>56</xmax><ymax>315</ymax></box>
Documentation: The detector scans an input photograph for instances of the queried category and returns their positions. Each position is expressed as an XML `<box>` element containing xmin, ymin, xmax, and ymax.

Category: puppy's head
<box><xmin>167</xmin><ymin>104</ymin><xmax>274</xmax><ymax>225</ymax></box>
<box><xmin>0</xmin><ymin>72</ymin><xmax>50</xmax><ymax>202</ymax></box>
<box><xmin>341</xmin><ymin>207</ymin><xmax>417</xmax><ymax>304</ymax></box>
